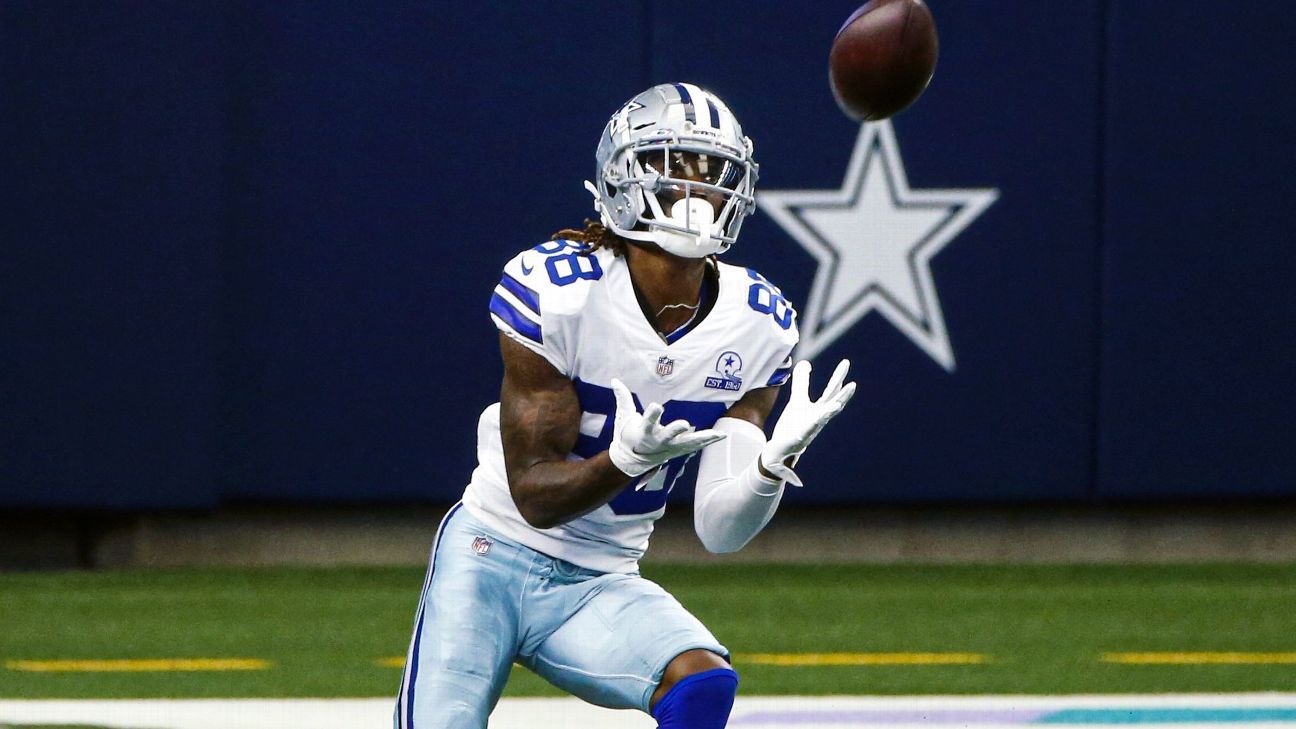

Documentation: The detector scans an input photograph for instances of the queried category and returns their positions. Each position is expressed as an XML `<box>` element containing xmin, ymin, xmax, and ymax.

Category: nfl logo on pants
<box><xmin>471</xmin><ymin>536</ymin><xmax>491</xmax><ymax>555</ymax></box>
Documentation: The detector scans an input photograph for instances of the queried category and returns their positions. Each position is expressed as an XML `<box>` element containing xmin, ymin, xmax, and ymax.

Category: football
<box><xmin>829</xmin><ymin>0</ymin><xmax>939</xmax><ymax>121</ymax></box>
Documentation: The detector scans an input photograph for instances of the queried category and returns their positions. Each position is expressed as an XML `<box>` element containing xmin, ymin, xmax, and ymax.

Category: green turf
<box><xmin>1</xmin><ymin>564</ymin><xmax>1294</xmax><ymax>698</ymax></box>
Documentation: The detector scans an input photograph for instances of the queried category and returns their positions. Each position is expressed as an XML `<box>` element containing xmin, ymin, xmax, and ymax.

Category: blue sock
<box><xmin>651</xmin><ymin>667</ymin><xmax>739</xmax><ymax>728</ymax></box>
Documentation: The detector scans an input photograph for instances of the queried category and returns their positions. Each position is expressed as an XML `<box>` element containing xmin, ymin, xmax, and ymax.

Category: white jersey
<box><xmin>462</xmin><ymin>241</ymin><xmax>798</xmax><ymax>573</ymax></box>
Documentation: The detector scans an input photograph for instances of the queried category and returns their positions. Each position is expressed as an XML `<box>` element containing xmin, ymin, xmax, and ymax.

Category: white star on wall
<box><xmin>759</xmin><ymin>121</ymin><xmax>999</xmax><ymax>371</ymax></box>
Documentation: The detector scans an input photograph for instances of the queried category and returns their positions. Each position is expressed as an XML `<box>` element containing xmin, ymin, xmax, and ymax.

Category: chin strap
<box><xmin>586</xmin><ymin>179</ymin><xmax>729</xmax><ymax>258</ymax></box>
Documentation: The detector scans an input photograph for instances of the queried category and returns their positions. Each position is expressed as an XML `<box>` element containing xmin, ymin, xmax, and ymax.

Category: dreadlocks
<box><xmin>550</xmin><ymin>219</ymin><xmax>628</xmax><ymax>257</ymax></box>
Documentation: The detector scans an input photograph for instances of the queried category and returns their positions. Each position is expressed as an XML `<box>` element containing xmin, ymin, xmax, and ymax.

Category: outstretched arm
<box><xmin>694</xmin><ymin>360</ymin><xmax>856</xmax><ymax>553</ymax></box>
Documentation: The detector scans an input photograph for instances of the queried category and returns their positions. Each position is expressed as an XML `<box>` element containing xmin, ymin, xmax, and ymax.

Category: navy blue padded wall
<box><xmin>218</xmin><ymin>2</ymin><xmax>649</xmax><ymax>502</ymax></box>
<box><xmin>4</xmin><ymin>0</ymin><xmax>1293</xmax><ymax>509</ymax></box>
<box><xmin>2</xmin><ymin>2</ymin><xmax>223</xmax><ymax>508</ymax></box>
<box><xmin>1097</xmin><ymin>2</ymin><xmax>1296</xmax><ymax>498</ymax></box>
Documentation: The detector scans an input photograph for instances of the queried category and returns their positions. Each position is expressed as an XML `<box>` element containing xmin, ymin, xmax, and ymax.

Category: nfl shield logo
<box><xmin>471</xmin><ymin>536</ymin><xmax>492</xmax><ymax>555</ymax></box>
<box><xmin>656</xmin><ymin>356</ymin><xmax>675</xmax><ymax>377</ymax></box>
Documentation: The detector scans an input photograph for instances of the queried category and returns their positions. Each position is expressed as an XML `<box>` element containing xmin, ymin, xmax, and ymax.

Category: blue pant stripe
<box><xmin>405</xmin><ymin>609</ymin><xmax>427</xmax><ymax>729</ymax></box>
<box><xmin>398</xmin><ymin>501</ymin><xmax>463</xmax><ymax>729</ymax></box>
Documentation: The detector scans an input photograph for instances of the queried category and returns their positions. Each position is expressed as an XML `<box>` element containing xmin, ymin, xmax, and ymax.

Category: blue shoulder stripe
<box><xmin>766</xmin><ymin>358</ymin><xmax>794</xmax><ymax>387</ymax></box>
<box><xmin>490</xmin><ymin>292</ymin><xmax>542</xmax><ymax>344</ymax></box>
<box><xmin>499</xmin><ymin>272</ymin><xmax>540</xmax><ymax>315</ymax></box>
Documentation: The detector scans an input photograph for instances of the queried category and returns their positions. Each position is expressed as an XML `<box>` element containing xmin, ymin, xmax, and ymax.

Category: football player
<box><xmin>396</xmin><ymin>83</ymin><xmax>855</xmax><ymax>729</ymax></box>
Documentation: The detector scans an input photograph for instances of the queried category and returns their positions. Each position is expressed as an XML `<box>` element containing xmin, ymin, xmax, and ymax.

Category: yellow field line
<box><xmin>734</xmin><ymin>652</ymin><xmax>989</xmax><ymax>666</ymax></box>
<box><xmin>378</xmin><ymin>653</ymin><xmax>989</xmax><ymax>669</ymax></box>
<box><xmin>1103</xmin><ymin>652</ymin><xmax>1296</xmax><ymax>665</ymax></box>
<box><xmin>5</xmin><ymin>658</ymin><xmax>271</xmax><ymax>672</ymax></box>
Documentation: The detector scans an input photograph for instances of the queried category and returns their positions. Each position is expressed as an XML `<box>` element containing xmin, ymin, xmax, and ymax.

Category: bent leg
<box><xmin>524</xmin><ymin>572</ymin><xmax>730</xmax><ymax>715</ymax></box>
<box><xmin>395</xmin><ymin>506</ymin><xmax>521</xmax><ymax>729</ymax></box>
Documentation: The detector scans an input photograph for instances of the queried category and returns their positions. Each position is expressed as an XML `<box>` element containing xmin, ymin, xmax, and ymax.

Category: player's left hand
<box><xmin>760</xmin><ymin>359</ymin><xmax>856</xmax><ymax>486</ymax></box>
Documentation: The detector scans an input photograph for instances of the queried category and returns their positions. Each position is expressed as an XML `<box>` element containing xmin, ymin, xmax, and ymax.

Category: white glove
<box><xmin>760</xmin><ymin>359</ymin><xmax>856</xmax><ymax>487</ymax></box>
<box><xmin>608</xmin><ymin>378</ymin><xmax>729</xmax><ymax>477</ymax></box>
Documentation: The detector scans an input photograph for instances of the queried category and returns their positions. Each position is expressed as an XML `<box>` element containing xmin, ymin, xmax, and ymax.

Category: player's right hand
<box><xmin>607</xmin><ymin>378</ymin><xmax>728</xmax><ymax>477</ymax></box>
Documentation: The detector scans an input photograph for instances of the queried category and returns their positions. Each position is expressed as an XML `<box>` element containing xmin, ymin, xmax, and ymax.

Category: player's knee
<box><xmin>653</xmin><ymin>649</ymin><xmax>730</xmax><ymax>705</ymax></box>
<box><xmin>650</xmin><ymin>665</ymin><xmax>739</xmax><ymax>729</ymax></box>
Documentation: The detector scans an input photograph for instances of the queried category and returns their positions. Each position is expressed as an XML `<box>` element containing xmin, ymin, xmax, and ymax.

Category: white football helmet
<box><xmin>586</xmin><ymin>83</ymin><xmax>758</xmax><ymax>258</ymax></box>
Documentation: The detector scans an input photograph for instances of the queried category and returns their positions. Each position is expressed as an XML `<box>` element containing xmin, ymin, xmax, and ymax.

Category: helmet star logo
<box><xmin>759</xmin><ymin>121</ymin><xmax>998</xmax><ymax>371</ymax></box>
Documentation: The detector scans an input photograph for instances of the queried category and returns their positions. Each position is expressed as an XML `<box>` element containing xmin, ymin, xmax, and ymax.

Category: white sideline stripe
<box><xmin>2</xmin><ymin>695</ymin><xmax>1296</xmax><ymax>729</ymax></box>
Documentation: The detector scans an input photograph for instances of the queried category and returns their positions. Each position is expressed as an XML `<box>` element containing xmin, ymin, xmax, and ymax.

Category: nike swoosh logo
<box><xmin>520</xmin><ymin>258</ymin><xmax>534</xmax><ymax>275</ymax></box>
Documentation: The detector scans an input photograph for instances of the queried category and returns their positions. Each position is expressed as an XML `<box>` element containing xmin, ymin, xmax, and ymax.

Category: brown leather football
<box><xmin>829</xmin><ymin>0</ymin><xmax>939</xmax><ymax>121</ymax></box>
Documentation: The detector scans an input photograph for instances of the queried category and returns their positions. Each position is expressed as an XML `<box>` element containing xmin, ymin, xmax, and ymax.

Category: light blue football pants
<box><xmin>394</xmin><ymin>503</ymin><xmax>728</xmax><ymax>729</ymax></box>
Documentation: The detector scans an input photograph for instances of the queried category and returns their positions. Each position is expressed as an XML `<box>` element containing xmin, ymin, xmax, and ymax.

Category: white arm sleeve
<box><xmin>693</xmin><ymin>416</ymin><xmax>785</xmax><ymax>554</ymax></box>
